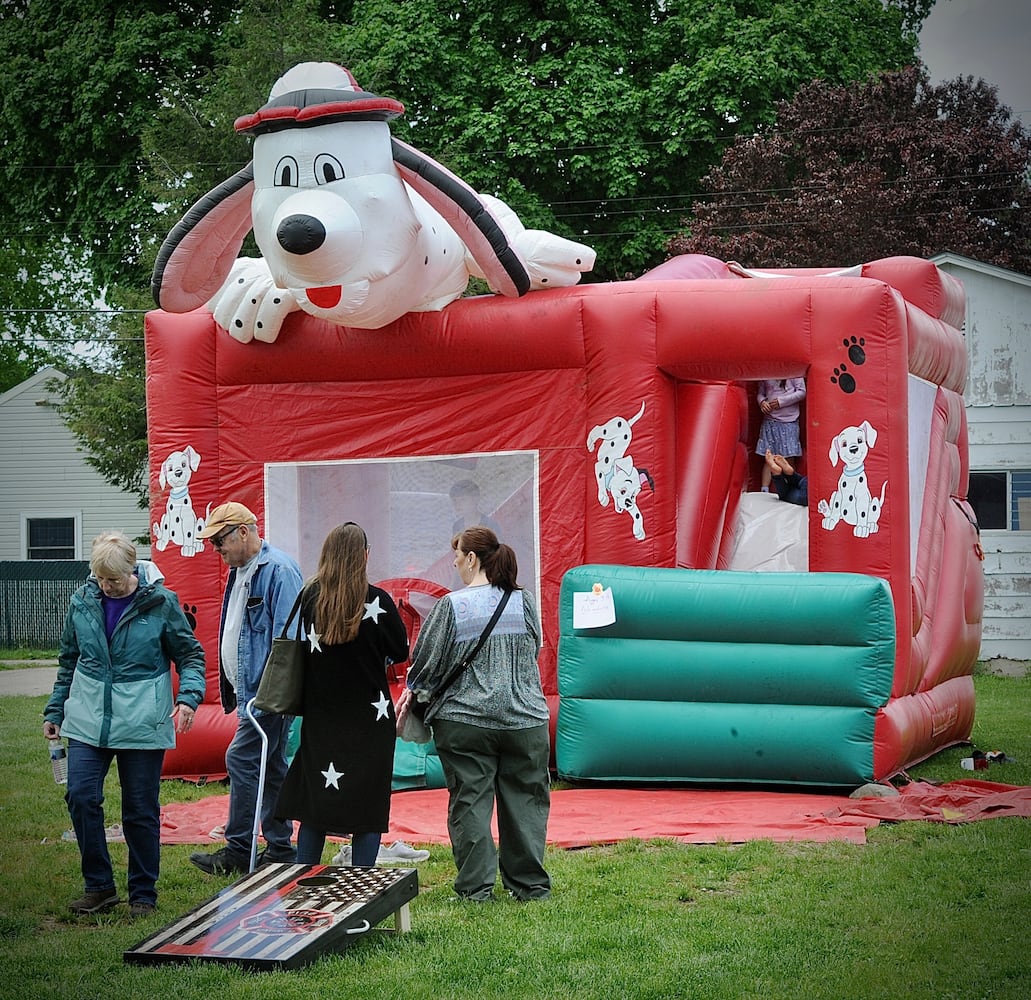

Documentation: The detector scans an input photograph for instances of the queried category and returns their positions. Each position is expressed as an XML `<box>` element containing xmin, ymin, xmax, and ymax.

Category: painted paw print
<box><xmin>831</xmin><ymin>337</ymin><xmax>866</xmax><ymax>393</ymax></box>
<box><xmin>183</xmin><ymin>604</ymin><xmax>198</xmax><ymax>630</ymax></box>
<box><xmin>844</xmin><ymin>336</ymin><xmax>866</xmax><ymax>366</ymax></box>
<box><xmin>831</xmin><ymin>364</ymin><xmax>856</xmax><ymax>393</ymax></box>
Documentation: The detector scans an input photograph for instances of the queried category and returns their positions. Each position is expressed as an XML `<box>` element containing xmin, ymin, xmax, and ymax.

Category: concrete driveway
<box><xmin>0</xmin><ymin>664</ymin><xmax>58</xmax><ymax>696</ymax></box>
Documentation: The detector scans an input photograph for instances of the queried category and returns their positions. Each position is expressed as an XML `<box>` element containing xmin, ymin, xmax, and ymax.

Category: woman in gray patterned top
<box><xmin>404</xmin><ymin>527</ymin><xmax>551</xmax><ymax>901</ymax></box>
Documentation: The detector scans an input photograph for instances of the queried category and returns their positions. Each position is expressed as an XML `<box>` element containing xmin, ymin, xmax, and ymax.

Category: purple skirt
<box><xmin>756</xmin><ymin>417</ymin><xmax>802</xmax><ymax>457</ymax></box>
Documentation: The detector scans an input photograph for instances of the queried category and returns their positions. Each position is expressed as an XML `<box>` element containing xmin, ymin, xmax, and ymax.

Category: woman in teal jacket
<box><xmin>43</xmin><ymin>531</ymin><xmax>205</xmax><ymax>918</ymax></box>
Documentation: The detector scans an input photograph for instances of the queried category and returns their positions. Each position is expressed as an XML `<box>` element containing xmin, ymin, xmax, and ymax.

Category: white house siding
<box><xmin>978</xmin><ymin>535</ymin><xmax>1031</xmax><ymax>661</ymax></box>
<box><xmin>934</xmin><ymin>254</ymin><xmax>1031</xmax><ymax>662</ymax></box>
<box><xmin>0</xmin><ymin>367</ymin><xmax>150</xmax><ymax>561</ymax></box>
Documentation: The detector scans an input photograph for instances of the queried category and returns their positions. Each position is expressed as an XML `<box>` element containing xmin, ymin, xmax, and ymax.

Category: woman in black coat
<box><xmin>275</xmin><ymin>522</ymin><xmax>408</xmax><ymax>866</ymax></box>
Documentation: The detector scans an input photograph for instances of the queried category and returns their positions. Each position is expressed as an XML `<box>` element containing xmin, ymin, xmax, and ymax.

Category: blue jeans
<box><xmin>225</xmin><ymin>712</ymin><xmax>295</xmax><ymax>858</ymax></box>
<box><xmin>65</xmin><ymin>739</ymin><xmax>165</xmax><ymax>905</ymax></box>
<box><xmin>296</xmin><ymin>826</ymin><xmax>381</xmax><ymax>867</ymax></box>
<box><xmin>772</xmin><ymin>472</ymin><xmax>808</xmax><ymax>507</ymax></box>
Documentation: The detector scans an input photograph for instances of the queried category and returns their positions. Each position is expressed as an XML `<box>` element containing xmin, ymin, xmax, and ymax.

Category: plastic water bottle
<box><xmin>48</xmin><ymin>739</ymin><xmax>68</xmax><ymax>785</ymax></box>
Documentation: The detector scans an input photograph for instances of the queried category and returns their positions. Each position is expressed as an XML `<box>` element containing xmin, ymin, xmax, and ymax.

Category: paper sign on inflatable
<box><xmin>148</xmin><ymin>63</ymin><xmax>982</xmax><ymax>788</ymax></box>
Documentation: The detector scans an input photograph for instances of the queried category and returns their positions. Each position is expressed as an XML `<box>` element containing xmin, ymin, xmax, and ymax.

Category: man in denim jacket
<box><xmin>190</xmin><ymin>502</ymin><xmax>303</xmax><ymax>875</ymax></box>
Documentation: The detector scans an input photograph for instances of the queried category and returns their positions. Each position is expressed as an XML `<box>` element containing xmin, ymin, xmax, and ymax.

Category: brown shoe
<box><xmin>69</xmin><ymin>889</ymin><xmax>120</xmax><ymax>914</ymax></box>
<box><xmin>129</xmin><ymin>901</ymin><xmax>156</xmax><ymax>919</ymax></box>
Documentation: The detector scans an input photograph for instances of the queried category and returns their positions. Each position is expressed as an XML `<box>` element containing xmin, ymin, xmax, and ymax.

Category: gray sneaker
<box><xmin>330</xmin><ymin>841</ymin><xmax>430</xmax><ymax>866</ymax></box>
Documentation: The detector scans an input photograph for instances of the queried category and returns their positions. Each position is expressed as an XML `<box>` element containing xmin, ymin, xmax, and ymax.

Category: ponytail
<box><xmin>452</xmin><ymin>527</ymin><xmax>520</xmax><ymax>591</ymax></box>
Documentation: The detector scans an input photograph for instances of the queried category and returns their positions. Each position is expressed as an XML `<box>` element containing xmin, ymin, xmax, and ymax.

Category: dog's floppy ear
<box><xmin>828</xmin><ymin>434</ymin><xmax>842</xmax><ymax>466</ymax></box>
<box><xmin>184</xmin><ymin>445</ymin><xmax>201</xmax><ymax>472</ymax></box>
<box><xmin>860</xmin><ymin>420</ymin><xmax>877</xmax><ymax>449</ymax></box>
<box><xmin>159</xmin><ymin>459</ymin><xmax>169</xmax><ymax>491</ymax></box>
<box><xmin>152</xmin><ymin>164</ymin><xmax>256</xmax><ymax>312</ymax></box>
<box><xmin>391</xmin><ymin>138</ymin><xmax>531</xmax><ymax>299</ymax></box>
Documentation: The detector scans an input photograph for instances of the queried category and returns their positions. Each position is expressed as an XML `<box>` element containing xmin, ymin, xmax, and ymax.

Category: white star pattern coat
<box><xmin>275</xmin><ymin>584</ymin><xmax>409</xmax><ymax>833</ymax></box>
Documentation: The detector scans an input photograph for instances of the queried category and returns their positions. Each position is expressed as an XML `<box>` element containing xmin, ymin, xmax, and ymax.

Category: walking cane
<box><xmin>243</xmin><ymin>697</ymin><xmax>268</xmax><ymax>873</ymax></box>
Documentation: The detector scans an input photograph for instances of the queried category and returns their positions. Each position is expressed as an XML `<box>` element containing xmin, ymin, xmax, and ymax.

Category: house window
<box><xmin>968</xmin><ymin>471</ymin><xmax>1031</xmax><ymax>531</ymax></box>
<box><xmin>26</xmin><ymin>517</ymin><xmax>77</xmax><ymax>559</ymax></box>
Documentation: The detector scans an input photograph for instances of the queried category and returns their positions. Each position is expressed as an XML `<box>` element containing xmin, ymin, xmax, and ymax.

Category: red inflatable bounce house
<box><xmin>146</xmin><ymin>253</ymin><xmax>982</xmax><ymax>785</ymax></box>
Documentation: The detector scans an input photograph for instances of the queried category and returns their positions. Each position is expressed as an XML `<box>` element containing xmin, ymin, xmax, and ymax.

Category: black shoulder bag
<box><xmin>253</xmin><ymin>588</ymin><xmax>306</xmax><ymax>715</ymax></box>
<box><xmin>412</xmin><ymin>588</ymin><xmax>512</xmax><ymax>723</ymax></box>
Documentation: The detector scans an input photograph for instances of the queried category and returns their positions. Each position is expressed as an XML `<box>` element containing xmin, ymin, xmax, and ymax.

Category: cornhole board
<box><xmin>124</xmin><ymin>863</ymin><xmax>418</xmax><ymax>970</ymax></box>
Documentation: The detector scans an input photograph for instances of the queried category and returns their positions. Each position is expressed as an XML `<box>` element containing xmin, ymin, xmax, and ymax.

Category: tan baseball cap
<box><xmin>198</xmin><ymin>501</ymin><xmax>258</xmax><ymax>538</ymax></box>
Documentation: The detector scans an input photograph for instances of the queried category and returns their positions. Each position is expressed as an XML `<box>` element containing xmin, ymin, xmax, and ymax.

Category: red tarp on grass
<box><xmin>158</xmin><ymin>780</ymin><xmax>1031</xmax><ymax>849</ymax></box>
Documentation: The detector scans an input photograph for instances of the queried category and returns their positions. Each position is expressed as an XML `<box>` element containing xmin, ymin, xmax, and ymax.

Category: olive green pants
<box><xmin>432</xmin><ymin>719</ymin><xmax>551</xmax><ymax>901</ymax></box>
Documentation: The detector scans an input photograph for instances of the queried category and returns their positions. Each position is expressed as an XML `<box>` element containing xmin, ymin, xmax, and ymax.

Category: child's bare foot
<box><xmin>764</xmin><ymin>450</ymin><xmax>780</xmax><ymax>476</ymax></box>
<box><xmin>775</xmin><ymin>454</ymin><xmax>795</xmax><ymax>476</ymax></box>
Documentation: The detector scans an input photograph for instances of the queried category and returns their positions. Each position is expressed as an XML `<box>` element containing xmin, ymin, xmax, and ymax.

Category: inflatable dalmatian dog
<box><xmin>152</xmin><ymin>62</ymin><xmax>596</xmax><ymax>340</ymax></box>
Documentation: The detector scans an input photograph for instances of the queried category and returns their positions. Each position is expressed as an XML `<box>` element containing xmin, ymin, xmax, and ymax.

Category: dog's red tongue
<box><xmin>307</xmin><ymin>286</ymin><xmax>342</xmax><ymax>309</ymax></box>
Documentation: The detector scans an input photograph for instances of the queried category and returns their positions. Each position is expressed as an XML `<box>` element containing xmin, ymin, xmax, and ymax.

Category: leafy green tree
<box><xmin>665</xmin><ymin>66</ymin><xmax>1031</xmax><ymax>271</ymax></box>
<box><xmin>2</xmin><ymin>0</ymin><xmax>927</xmax><ymax>297</ymax></box>
<box><xmin>323</xmin><ymin>0</ymin><xmax>919</xmax><ymax>279</ymax></box>
<box><xmin>0</xmin><ymin>234</ymin><xmax>110</xmax><ymax>392</ymax></box>
<box><xmin>0</xmin><ymin>0</ymin><xmax>329</xmax><ymax>491</ymax></box>
<box><xmin>141</xmin><ymin>0</ymin><xmax>340</xmax><ymax>245</ymax></box>
<box><xmin>0</xmin><ymin>0</ymin><xmax>239</xmax><ymax>394</ymax></box>
<box><xmin>48</xmin><ymin>288</ymin><xmax>151</xmax><ymax>508</ymax></box>
<box><xmin>0</xmin><ymin>0</ymin><xmax>238</xmax><ymax>289</ymax></box>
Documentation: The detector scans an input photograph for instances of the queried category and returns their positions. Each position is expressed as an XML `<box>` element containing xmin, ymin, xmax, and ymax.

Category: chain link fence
<box><xmin>0</xmin><ymin>562</ymin><xmax>88</xmax><ymax>649</ymax></box>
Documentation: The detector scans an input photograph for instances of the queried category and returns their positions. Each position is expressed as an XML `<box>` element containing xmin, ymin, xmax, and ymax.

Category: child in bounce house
<box><xmin>756</xmin><ymin>378</ymin><xmax>806</xmax><ymax>492</ymax></box>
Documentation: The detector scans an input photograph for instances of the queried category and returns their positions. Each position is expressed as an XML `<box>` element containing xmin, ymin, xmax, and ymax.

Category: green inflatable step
<box><xmin>557</xmin><ymin>565</ymin><xmax>896</xmax><ymax>787</ymax></box>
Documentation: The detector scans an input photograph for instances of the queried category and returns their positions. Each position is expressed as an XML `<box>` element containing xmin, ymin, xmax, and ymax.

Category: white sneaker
<box><xmin>330</xmin><ymin>840</ymin><xmax>430</xmax><ymax>866</ymax></box>
<box><xmin>61</xmin><ymin>824</ymin><xmax>125</xmax><ymax>844</ymax></box>
<box><xmin>377</xmin><ymin>840</ymin><xmax>430</xmax><ymax>863</ymax></box>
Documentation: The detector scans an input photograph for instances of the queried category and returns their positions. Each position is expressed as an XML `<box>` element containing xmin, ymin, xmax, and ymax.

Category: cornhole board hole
<box><xmin>124</xmin><ymin>863</ymin><xmax>418</xmax><ymax>970</ymax></box>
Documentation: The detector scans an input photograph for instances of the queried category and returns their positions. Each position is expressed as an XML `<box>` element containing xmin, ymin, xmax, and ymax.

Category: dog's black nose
<box><xmin>277</xmin><ymin>214</ymin><xmax>326</xmax><ymax>255</ymax></box>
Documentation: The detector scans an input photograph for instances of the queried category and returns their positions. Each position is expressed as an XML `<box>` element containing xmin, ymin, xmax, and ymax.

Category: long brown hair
<box><xmin>452</xmin><ymin>527</ymin><xmax>521</xmax><ymax>591</ymax></box>
<box><xmin>311</xmin><ymin>522</ymin><xmax>369</xmax><ymax>644</ymax></box>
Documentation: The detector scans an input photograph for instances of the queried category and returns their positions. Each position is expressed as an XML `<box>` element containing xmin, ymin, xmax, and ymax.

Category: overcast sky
<box><xmin>918</xmin><ymin>0</ymin><xmax>1030</xmax><ymax>128</ymax></box>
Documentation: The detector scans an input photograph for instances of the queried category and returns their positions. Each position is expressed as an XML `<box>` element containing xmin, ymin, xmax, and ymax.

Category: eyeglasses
<box><xmin>211</xmin><ymin>526</ymin><xmax>240</xmax><ymax>549</ymax></box>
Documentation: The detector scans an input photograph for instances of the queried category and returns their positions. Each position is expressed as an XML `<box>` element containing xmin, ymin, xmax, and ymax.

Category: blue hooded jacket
<box><xmin>45</xmin><ymin>562</ymin><xmax>206</xmax><ymax>750</ymax></box>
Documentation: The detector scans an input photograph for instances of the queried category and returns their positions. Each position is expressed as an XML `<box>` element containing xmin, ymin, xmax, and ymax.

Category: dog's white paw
<box><xmin>209</xmin><ymin>258</ymin><xmax>299</xmax><ymax>342</ymax></box>
<box><xmin>512</xmin><ymin>230</ymin><xmax>597</xmax><ymax>290</ymax></box>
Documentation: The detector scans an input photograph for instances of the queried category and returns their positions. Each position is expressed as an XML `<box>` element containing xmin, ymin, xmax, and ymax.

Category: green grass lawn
<box><xmin>1</xmin><ymin>673</ymin><xmax>1028</xmax><ymax>1000</ymax></box>
<box><xmin>0</xmin><ymin>648</ymin><xmax>58</xmax><ymax>668</ymax></box>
